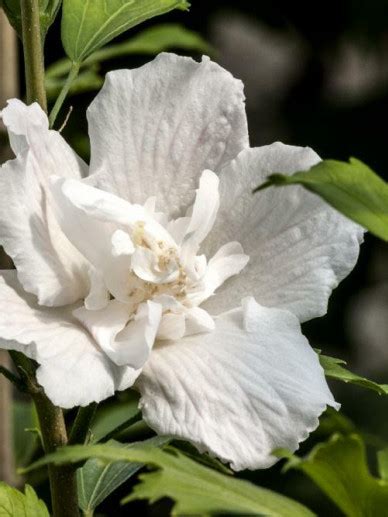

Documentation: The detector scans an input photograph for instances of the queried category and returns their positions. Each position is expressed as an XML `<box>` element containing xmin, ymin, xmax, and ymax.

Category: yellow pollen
<box><xmin>133</xmin><ymin>221</ymin><xmax>146</xmax><ymax>247</ymax></box>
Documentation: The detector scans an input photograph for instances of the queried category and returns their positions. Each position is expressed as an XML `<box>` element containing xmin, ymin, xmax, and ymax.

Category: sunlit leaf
<box><xmin>283</xmin><ymin>434</ymin><xmax>388</xmax><ymax>517</ymax></box>
<box><xmin>2</xmin><ymin>0</ymin><xmax>61</xmax><ymax>39</ymax></box>
<box><xmin>46</xmin><ymin>23</ymin><xmax>211</xmax><ymax>79</ymax></box>
<box><xmin>0</xmin><ymin>483</ymin><xmax>49</xmax><ymax>517</ymax></box>
<box><xmin>24</xmin><ymin>444</ymin><xmax>314</xmax><ymax>516</ymax></box>
<box><xmin>77</xmin><ymin>437</ymin><xmax>169</xmax><ymax>513</ymax></box>
<box><xmin>61</xmin><ymin>0</ymin><xmax>190</xmax><ymax>62</ymax></box>
<box><xmin>319</xmin><ymin>352</ymin><xmax>388</xmax><ymax>395</ymax></box>
<box><xmin>254</xmin><ymin>158</ymin><xmax>388</xmax><ymax>241</ymax></box>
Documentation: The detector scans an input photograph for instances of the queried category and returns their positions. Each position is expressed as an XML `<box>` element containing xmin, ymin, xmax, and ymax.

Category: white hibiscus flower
<box><xmin>0</xmin><ymin>53</ymin><xmax>363</xmax><ymax>471</ymax></box>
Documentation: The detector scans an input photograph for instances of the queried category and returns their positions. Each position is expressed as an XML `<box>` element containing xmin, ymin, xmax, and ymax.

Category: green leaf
<box><xmin>319</xmin><ymin>352</ymin><xmax>388</xmax><ymax>395</ymax></box>
<box><xmin>61</xmin><ymin>0</ymin><xmax>190</xmax><ymax>63</ymax></box>
<box><xmin>2</xmin><ymin>0</ymin><xmax>61</xmax><ymax>39</ymax></box>
<box><xmin>45</xmin><ymin>23</ymin><xmax>210</xmax><ymax>98</ymax></box>
<box><xmin>0</xmin><ymin>483</ymin><xmax>49</xmax><ymax>517</ymax></box>
<box><xmin>46</xmin><ymin>23</ymin><xmax>210</xmax><ymax>78</ymax></box>
<box><xmin>24</xmin><ymin>444</ymin><xmax>314</xmax><ymax>516</ymax></box>
<box><xmin>1</xmin><ymin>0</ymin><xmax>24</xmax><ymax>36</ymax></box>
<box><xmin>254</xmin><ymin>158</ymin><xmax>388</xmax><ymax>241</ymax></box>
<box><xmin>13</xmin><ymin>401</ymin><xmax>39</xmax><ymax>467</ymax></box>
<box><xmin>284</xmin><ymin>434</ymin><xmax>388</xmax><ymax>517</ymax></box>
<box><xmin>173</xmin><ymin>440</ymin><xmax>232</xmax><ymax>475</ymax></box>
<box><xmin>87</xmin><ymin>22</ymin><xmax>211</xmax><ymax>64</ymax></box>
<box><xmin>90</xmin><ymin>396</ymin><xmax>140</xmax><ymax>443</ymax></box>
<box><xmin>39</xmin><ymin>0</ymin><xmax>62</xmax><ymax>35</ymax></box>
<box><xmin>124</xmin><ymin>449</ymin><xmax>312</xmax><ymax>516</ymax></box>
<box><xmin>77</xmin><ymin>437</ymin><xmax>169</xmax><ymax>513</ymax></box>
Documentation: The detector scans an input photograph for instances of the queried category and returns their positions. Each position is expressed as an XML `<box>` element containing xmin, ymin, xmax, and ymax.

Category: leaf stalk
<box><xmin>49</xmin><ymin>61</ymin><xmax>80</xmax><ymax>128</ymax></box>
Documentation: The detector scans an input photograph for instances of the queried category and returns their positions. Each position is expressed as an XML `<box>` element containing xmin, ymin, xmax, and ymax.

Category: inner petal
<box><xmin>51</xmin><ymin>171</ymin><xmax>250</xmax><ymax>367</ymax></box>
<box><xmin>73</xmin><ymin>300</ymin><xmax>162</xmax><ymax>369</ymax></box>
<box><xmin>180</xmin><ymin>170</ymin><xmax>220</xmax><ymax>277</ymax></box>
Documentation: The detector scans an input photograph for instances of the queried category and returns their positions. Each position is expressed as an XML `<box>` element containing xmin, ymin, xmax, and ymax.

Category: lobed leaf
<box><xmin>283</xmin><ymin>434</ymin><xmax>388</xmax><ymax>517</ymax></box>
<box><xmin>24</xmin><ymin>443</ymin><xmax>314</xmax><ymax>516</ymax></box>
<box><xmin>254</xmin><ymin>158</ymin><xmax>388</xmax><ymax>241</ymax></box>
<box><xmin>61</xmin><ymin>0</ymin><xmax>190</xmax><ymax>62</ymax></box>
<box><xmin>0</xmin><ymin>483</ymin><xmax>49</xmax><ymax>517</ymax></box>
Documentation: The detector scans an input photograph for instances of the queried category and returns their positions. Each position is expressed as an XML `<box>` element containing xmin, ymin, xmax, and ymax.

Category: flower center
<box><xmin>73</xmin><ymin>170</ymin><xmax>250</xmax><ymax>353</ymax></box>
<box><xmin>124</xmin><ymin>222</ymin><xmax>196</xmax><ymax>315</ymax></box>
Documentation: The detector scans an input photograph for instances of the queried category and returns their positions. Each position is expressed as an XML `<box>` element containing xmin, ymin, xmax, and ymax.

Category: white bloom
<box><xmin>0</xmin><ymin>54</ymin><xmax>363</xmax><ymax>470</ymax></box>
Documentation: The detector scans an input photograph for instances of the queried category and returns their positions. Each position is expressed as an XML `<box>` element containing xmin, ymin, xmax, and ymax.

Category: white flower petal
<box><xmin>184</xmin><ymin>307</ymin><xmax>215</xmax><ymax>335</ymax></box>
<box><xmin>87</xmin><ymin>53</ymin><xmax>248</xmax><ymax>218</ymax></box>
<box><xmin>167</xmin><ymin>217</ymin><xmax>191</xmax><ymax>245</ymax></box>
<box><xmin>51</xmin><ymin>176</ymin><xmax>175</xmax><ymax>252</ymax></box>
<box><xmin>137</xmin><ymin>297</ymin><xmax>337</xmax><ymax>471</ymax></box>
<box><xmin>1</xmin><ymin>100</ymin><xmax>47</xmax><ymax>155</ymax></box>
<box><xmin>131</xmin><ymin>247</ymin><xmax>179</xmax><ymax>284</ymax></box>
<box><xmin>203</xmin><ymin>143</ymin><xmax>364</xmax><ymax>322</ymax></box>
<box><xmin>56</xmin><ymin>176</ymin><xmax>146</xmax><ymax>226</ymax></box>
<box><xmin>115</xmin><ymin>301</ymin><xmax>162</xmax><ymax>367</ymax></box>
<box><xmin>157</xmin><ymin>312</ymin><xmax>186</xmax><ymax>341</ymax></box>
<box><xmin>152</xmin><ymin>294</ymin><xmax>183</xmax><ymax>311</ymax></box>
<box><xmin>74</xmin><ymin>300</ymin><xmax>162</xmax><ymax>368</ymax></box>
<box><xmin>189</xmin><ymin>242</ymin><xmax>249</xmax><ymax>306</ymax></box>
<box><xmin>144</xmin><ymin>196</ymin><xmax>168</xmax><ymax>226</ymax></box>
<box><xmin>111</xmin><ymin>229</ymin><xmax>135</xmax><ymax>257</ymax></box>
<box><xmin>85</xmin><ymin>267</ymin><xmax>110</xmax><ymax>310</ymax></box>
<box><xmin>0</xmin><ymin>101</ymin><xmax>89</xmax><ymax>306</ymax></box>
<box><xmin>207</xmin><ymin>242</ymin><xmax>249</xmax><ymax>287</ymax></box>
<box><xmin>1</xmin><ymin>100</ymin><xmax>88</xmax><ymax>177</ymax></box>
<box><xmin>180</xmin><ymin>170</ymin><xmax>220</xmax><ymax>274</ymax></box>
<box><xmin>0</xmin><ymin>271</ymin><xmax>137</xmax><ymax>408</ymax></box>
<box><xmin>50</xmin><ymin>176</ymin><xmax>129</xmax><ymax>268</ymax></box>
<box><xmin>50</xmin><ymin>177</ymin><xmax>143</xmax><ymax>303</ymax></box>
<box><xmin>73</xmin><ymin>300</ymin><xmax>130</xmax><ymax>359</ymax></box>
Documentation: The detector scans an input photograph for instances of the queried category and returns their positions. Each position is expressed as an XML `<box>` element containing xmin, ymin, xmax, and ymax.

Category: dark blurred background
<box><xmin>12</xmin><ymin>1</ymin><xmax>388</xmax><ymax>514</ymax></box>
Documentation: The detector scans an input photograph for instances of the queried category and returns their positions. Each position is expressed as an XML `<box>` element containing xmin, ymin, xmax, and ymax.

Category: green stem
<box><xmin>18</xmin><ymin>2</ymin><xmax>78</xmax><ymax>515</ymax></box>
<box><xmin>69</xmin><ymin>403</ymin><xmax>98</xmax><ymax>445</ymax></box>
<box><xmin>20</xmin><ymin>0</ymin><xmax>47</xmax><ymax>111</ymax></box>
<box><xmin>33</xmin><ymin>391</ymin><xmax>80</xmax><ymax>517</ymax></box>
<box><xmin>49</xmin><ymin>62</ymin><xmax>80</xmax><ymax>128</ymax></box>
<box><xmin>10</xmin><ymin>352</ymin><xmax>80</xmax><ymax>517</ymax></box>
